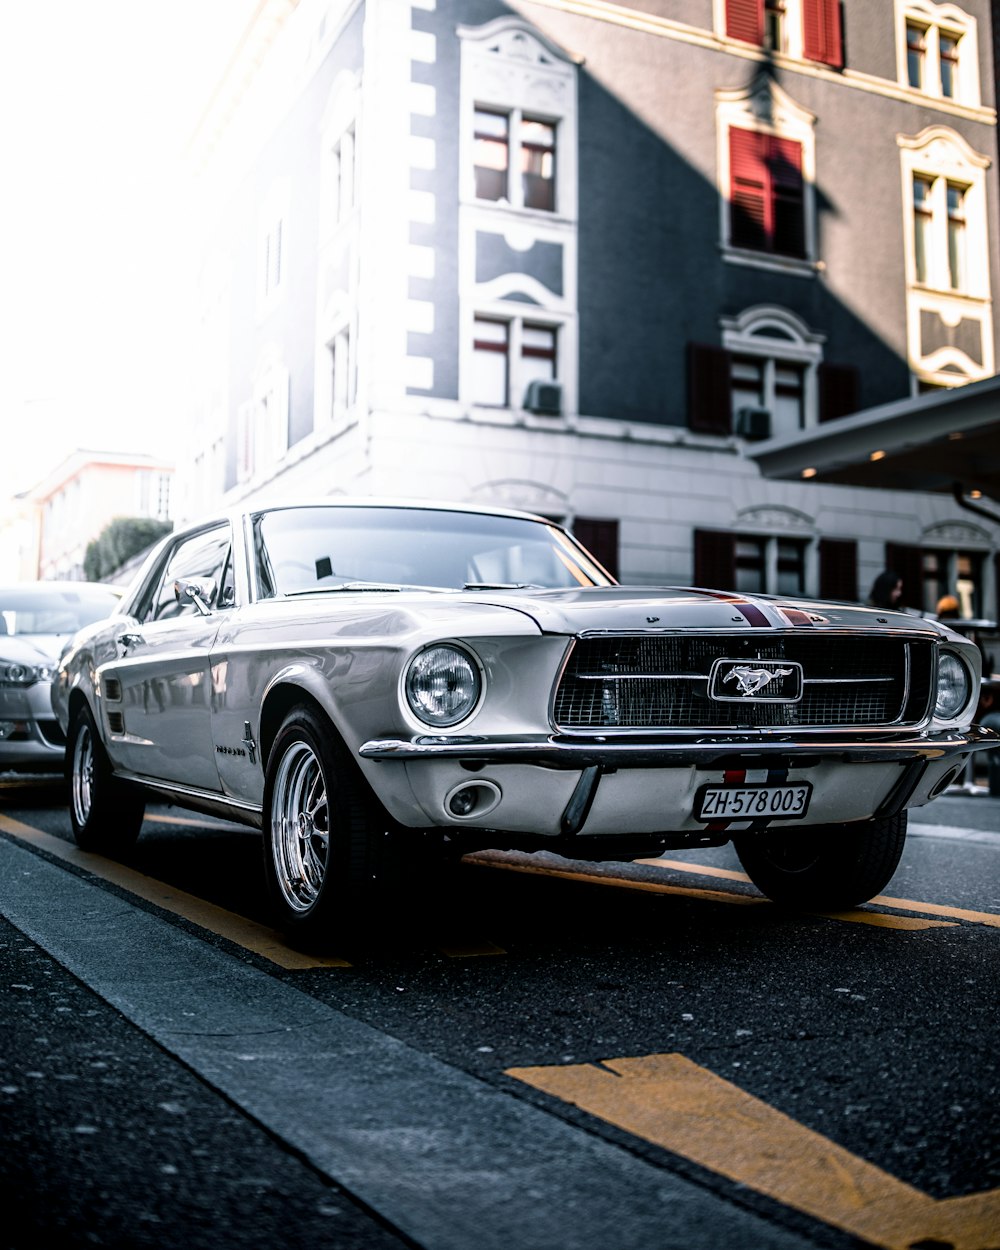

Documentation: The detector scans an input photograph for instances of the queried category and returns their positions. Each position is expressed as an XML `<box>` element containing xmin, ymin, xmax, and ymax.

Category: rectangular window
<box><xmin>906</xmin><ymin>22</ymin><xmax>927</xmax><ymax>88</ymax></box>
<box><xmin>472</xmin><ymin>317</ymin><xmax>509</xmax><ymax>406</ymax></box>
<box><xmin>521</xmin><ymin>119</ymin><xmax>556</xmax><ymax>212</ymax></box>
<box><xmin>946</xmin><ymin>182</ymin><xmax>966</xmax><ymax>291</ymax></box>
<box><xmin>729</xmin><ymin>128</ymin><xmax>805</xmax><ymax>258</ymax></box>
<box><xmin>332</xmin><ymin>126</ymin><xmax>355</xmax><ymax>226</ymax></box>
<box><xmin>776</xmin><ymin>539</ymin><xmax>806</xmax><ymax>595</ymax></box>
<box><xmin>263</xmin><ymin>219</ymin><xmax>283</xmax><ymax>298</ymax></box>
<box><xmin>731</xmin><ymin>356</ymin><xmax>765</xmax><ymax>416</ymax></box>
<box><xmin>521</xmin><ymin>323</ymin><xmax>557</xmax><ymax>389</ymax></box>
<box><xmin>764</xmin><ymin>0</ymin><xmax>786</xmax><ymax>52</ymax></box>
<box><xmin>735</xmin><ymin>538</ymin><xmax>767</xmax><ymax>593</ymax></box>
<box><xmin>913</xmin><ymin>175</ymin><xmax>933</xmax><ymax>285</ymax></box>
<box><xmin>474</xmin><ymin>109</ymin><xmax>509</xmax><ymax>202</ymax></box>
<box><xmin>939</xmin><ymin>31</ymin><xmax>959</xmax><ymax>97</ymax></box>
<box><xmin>474</xmin><ymin>108</ymin><xmax>557</xmax><ymax>213</ymax></box>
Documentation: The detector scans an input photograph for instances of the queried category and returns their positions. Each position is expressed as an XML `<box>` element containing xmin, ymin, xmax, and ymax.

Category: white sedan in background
<box><xmin>0</xmin><ymin>581</ymin><xmax>123</xmax><ymax>773</ymax></box>
<box><xmin>52</xmin><ymin>500</ymin><xmax>995</xmax><ymax>941</ymax></box>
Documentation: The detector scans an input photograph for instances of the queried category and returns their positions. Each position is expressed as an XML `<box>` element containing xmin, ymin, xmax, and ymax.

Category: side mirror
<box><xmin>174</xmin><ymin>577</ymin><xmax>217</xmax><ymax>617</ymax></box>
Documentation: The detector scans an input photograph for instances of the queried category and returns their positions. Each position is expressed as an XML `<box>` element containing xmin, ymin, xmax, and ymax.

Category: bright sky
<box><xmin>0</xmin><ymin>0</ymin><xmax>257</xmax><ymax>502</ymax></box>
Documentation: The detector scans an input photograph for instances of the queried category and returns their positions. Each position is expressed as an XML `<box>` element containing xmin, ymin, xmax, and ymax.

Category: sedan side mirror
<box><xmin>175</xmin><ymin>577</ymin><xmax>217</xmax><ymax>617</ymax></box>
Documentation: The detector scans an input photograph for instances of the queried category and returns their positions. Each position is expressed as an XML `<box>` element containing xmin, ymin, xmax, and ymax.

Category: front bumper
<box><xmin>360</xmin><ymin>725</ymin><xmax>997</xmax><ymax>768</ymax></box>
<box><xmin>358</xmin><ymin>726</ymin><xmax>997</xmax><ymax>839</ymax></box>
<box><xmin>0</xmin><ymin>683</ymin><xmax>66</xmax><ymax>773</ymax></box>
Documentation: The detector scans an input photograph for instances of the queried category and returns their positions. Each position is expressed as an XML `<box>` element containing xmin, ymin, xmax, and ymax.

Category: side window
<box><xmin>145</xmin><ymin>528</ymin><xmax>233</xmax><ymax>623</ymax></box>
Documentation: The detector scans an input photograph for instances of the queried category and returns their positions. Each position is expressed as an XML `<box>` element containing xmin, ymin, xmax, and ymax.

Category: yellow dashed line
<box><xmin>642</xmin><ymin>857</ymin><xmax>993</xmax><ymax>928</ymax></box>
<box><xmin>507</xmin><ymin>1052</ymin><xmax>1000</xmax><ymax>1250</ymax></box>
<box><xmin>0</xmin><ymin>814</ymin><xmax>351</xmax><ymax>970</ymax></box>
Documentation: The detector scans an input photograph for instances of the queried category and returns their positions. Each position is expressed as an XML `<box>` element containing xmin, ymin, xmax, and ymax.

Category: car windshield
<box><xmin>0</xmin><ymin>585</ymin><xmax>121</xmax><ymax>636</ymax></box>
<box><xmin>252</xmin><ymin>506</ymin><xmax>612</xmax><ymax>598</ymax></box>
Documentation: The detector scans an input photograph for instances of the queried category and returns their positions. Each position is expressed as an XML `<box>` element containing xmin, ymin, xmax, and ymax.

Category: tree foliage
<box><xmin>83</xmin><ymin>517</ymin><xmax>173</xmax><ymax>582</ymax></box>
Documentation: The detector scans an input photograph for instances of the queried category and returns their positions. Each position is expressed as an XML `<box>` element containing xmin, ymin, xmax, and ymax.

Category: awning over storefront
<box><xmin>747</xmin><ymin>373</ymin><xmax>1000</xmax><ymax>512</ymax></box>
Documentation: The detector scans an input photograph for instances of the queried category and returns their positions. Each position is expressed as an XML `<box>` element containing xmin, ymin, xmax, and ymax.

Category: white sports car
<box><xmin>52</xmin><ymin>500</ymin><xmax>995</xmax><ymax>939</ymax></box>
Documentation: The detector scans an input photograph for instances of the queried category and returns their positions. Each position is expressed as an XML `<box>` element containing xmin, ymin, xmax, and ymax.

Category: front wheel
<box><xmin>262</xmin><ymin>705</ymin><xmax>408</xmax><ymax>942</ymax></box>
<box><xmin>67</xmin><ymin>704</ymin><xmax>145</xmax><ymax>854</ymax></box>
<box><xmin>733</xmin><ymin>812</ymin><xmax>907</xmax><ymax>909</ymax></box>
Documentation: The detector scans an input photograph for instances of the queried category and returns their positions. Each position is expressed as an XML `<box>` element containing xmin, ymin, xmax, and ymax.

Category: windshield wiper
<box><xmin>463</xmin><ymin>582</ymin><xmax>541</xmax><ymax>591</ymax></box>
<box><xmin>285</xmin><ymin>581</ymin><xmax>403</xmax><ymax>595</ymax></box>
<box><xmin>284</xmin><ymin>581</ymin><xmax>450</xmax><ymax>596</ymax></box>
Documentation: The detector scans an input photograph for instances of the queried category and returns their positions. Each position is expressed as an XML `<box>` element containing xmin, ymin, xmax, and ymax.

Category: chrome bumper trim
<box><xmin>360</xmin><ymin>725</ymin><xmax>997</xmax><ymax>769</ymax></box>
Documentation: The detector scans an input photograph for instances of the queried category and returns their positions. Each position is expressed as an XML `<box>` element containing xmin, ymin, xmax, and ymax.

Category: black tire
<box><xmin>67</xmin><ymin>703</ymin><xmax>145</xmax><ymax>854</ymax></box>
<box><xmin>733</xmin><ymin>812</ymin><xmax>908</xmax><ymax>909</ymax></box>
<box><xmin>262</xmin><ymin>705</ymin><xmax>411</xmax><ymax>942</ymax></box>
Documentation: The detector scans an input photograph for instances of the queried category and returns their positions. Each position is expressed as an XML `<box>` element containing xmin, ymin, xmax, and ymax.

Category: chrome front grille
<box><xmin>552</xmin><ymin>635</ymin><xmax>934</xmax><ymax>730</ymax></box>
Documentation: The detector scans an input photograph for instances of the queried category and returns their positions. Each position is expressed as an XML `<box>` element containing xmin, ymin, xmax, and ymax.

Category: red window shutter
<box><xmin>818</xmin><ymin>362</ymin><xmax>860</xmax><ymax>422</ymax></box>
<box><xmin>572</xmin><ymin>517</ymin><xmax>620</xmax><ymax>581</ymax></box>
<box><xmin>726</xmin><ymin>0</ymin><xmax>764</xmax><ymax>44</ymax></box>
<box><xmin>687</xmin><ymin>343</ymin><xmax>733</xmax><ymax>436</ymax></box>
<box><xmin>803</xmin><ymin>0</ymin><xmax>844</xmax><ymax>68</ymax></box>
<box><xmin>819</xmin><ymin>538</ymin><xmax>857</xmax><ymax>601</ymax></box>
<box><xmin>730</xmin><ymin>128</ymin><xmax>768</xmax><ymax>252</ymax></box>
<box><xmin>730</xmin><ymin>130</ymin><xmax>804</xmax><ymax>258</ymax></box>
<box><xmin>694</xmin><ymin>530</ymin><xmax>736</xmax><ymax>590</ymax></box>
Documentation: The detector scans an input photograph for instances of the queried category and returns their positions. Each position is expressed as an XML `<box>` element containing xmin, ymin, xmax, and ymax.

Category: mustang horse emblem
<box><xmin>723</xmin><ymin>665</ymin><xmax>795</xmax><ymax>697</ymax></box>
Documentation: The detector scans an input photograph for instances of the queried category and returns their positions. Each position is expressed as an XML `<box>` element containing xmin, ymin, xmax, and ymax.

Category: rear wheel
<box><xmin>67</xmin><ymin>704</ymin><xmax>145</xmax><ymax>854</ymax></box>
<box><xmin>262</xmin><ymin>705</ymin><xmax>412</xmax><ymax>942</ymax></box>
<box><xmin>733</xmin><ymin>812</ymin><xmax>907</xmax><ymax>909</ymax></box>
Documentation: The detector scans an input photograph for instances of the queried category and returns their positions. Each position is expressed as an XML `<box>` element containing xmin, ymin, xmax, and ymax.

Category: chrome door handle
<box><xmin>117</xmin><ymin>632</ymin><xmax>143</xmax><ymax>650</ymax></box>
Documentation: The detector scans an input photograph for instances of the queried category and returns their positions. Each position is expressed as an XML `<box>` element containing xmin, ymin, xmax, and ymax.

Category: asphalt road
<box><xmin>1</xmin><ymin>777</ymin><xmax>997</xmax><ymax>1250</ymax></box>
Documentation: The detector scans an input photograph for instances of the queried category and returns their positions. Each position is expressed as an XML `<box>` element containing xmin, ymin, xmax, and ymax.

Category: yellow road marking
<box><xmin>472</xmin><ymin>857</ymin><xmax>954</xmax><ymax>928</ymax></box>
<box><xmin>464</xmin><ymin>856</ymin><xmax>766</xmax><ymax>906</ymax></box>
<box><xmin>0</xmin><ymin>814</ymin><xmax>351</xmax><ymax>970</ymax></box>
<box><xmin>641</xmin><ymin>857</ymin><xmax>997</xmax><ymax>928</ymax></box>
<box><xmin>143</xmin><ymin>812</ymin><xmax>251</xmax><ymax>832</ymax></box>
<box><xmin>508</xmin><ymin>1053</ymin><xmax>1000</xmax><ymax>1250</ymax></box>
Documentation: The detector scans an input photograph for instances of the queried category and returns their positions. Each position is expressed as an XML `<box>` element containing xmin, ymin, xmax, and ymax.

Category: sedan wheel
<box><xmin>734</xmin><ymin>812</ymin><xmax>907</xmax><ymax>909</ymax></box>
<box><xmin>263</xmin><ymin>705</ymin><xmax>405</xmax><ymax>941</ymax></box>
<box><xmin>67</xmin><ymin>704</ymin><xmax>145</xmax><ymax>854</ymax></box>
<box><xmin>270</xmin><ymin>740</ymin><xmax>331</xmax><ymax>914</ymax></box>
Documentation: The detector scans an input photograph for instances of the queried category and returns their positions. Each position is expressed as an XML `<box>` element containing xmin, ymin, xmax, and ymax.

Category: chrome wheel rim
<box><xmin>271</xmin><ymin>740</ymin><xmax>330</xmax><ymax>913</ymax></box>
<box><xmin>71</xmin><ymin>721</ymin><xmax>94</xmax><ymax>828</ymax></box>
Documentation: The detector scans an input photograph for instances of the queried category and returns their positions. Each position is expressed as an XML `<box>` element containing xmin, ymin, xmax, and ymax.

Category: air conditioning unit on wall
<box><xmin>735</xmin><ymin>406</ymin><xmax>771</xmax><ymax>441</ymax></box>
<box><xmin>524</xmin><ymin>380</ymin><xmax>562</xmax><ymax>416</ymax></box>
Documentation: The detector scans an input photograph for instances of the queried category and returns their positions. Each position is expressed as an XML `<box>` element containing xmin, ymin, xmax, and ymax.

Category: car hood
<box><xmin>464</xmin><ymin>586</ymin><xmax>946</xmax><ymax>637</ymax></box>
<box><xmin>0</xmin><ymin>634</ymin><xmax>64</xmax><ymax>666</ymax></box>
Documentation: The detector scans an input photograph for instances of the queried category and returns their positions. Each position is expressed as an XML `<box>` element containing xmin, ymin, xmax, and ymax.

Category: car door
<box><xmin>108</xmin><ymin>524</ymin><xmax>235</xmax><ymax>789</ymax></box>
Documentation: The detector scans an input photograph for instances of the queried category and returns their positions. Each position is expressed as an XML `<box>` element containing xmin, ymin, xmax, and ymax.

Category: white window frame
<box><xmin>257</xmin><ymin>181</ymin><xmax>290</xmax><ymax>313</ymax></box>
<box><xmin>238</xmin><ymin>359</ymin><xmax>290</xmax><ymax>483</ymax></box>
<box><xmin>319</xmin><ymin>72</ymin><xmax>361</xmax><ymax>245</ymax></box>
<box><xmin>716</xmin><ymin>76</ymin><xmax>817</xmax><ymax>276</ymax></box>
<box><xmin>315</xmin><ymin>294</ymin><xmax>357</xmax><ymax>429</ymax></box>
<box><xmin>721</xmin><ymin>306</ymin><xmax>825</xmax><ymax>436</ymax></box>
<box><xmin>467</xmin><ymin>308</ymin><xmax>569</xmax><ymax>413</ymax></box>
<box><xmin>894</xmin><ymin>1</ymin><xmax>980</xmax><ymax>107</ymax></box>
<box><xmin>458</xmin><ymin>17</ymin><xmax>578</xmax><ymax>222</ymax></box>
<box><xmin>898</xmin><ymin>127</ymin><xmax>990</xmax><ymax>299</ymax></box>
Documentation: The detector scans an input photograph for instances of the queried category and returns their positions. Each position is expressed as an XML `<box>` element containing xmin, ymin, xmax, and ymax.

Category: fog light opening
<box><xmin>929</xmin><ymin>764</ymin><xmax>964</xmax><ymax>799</ymax></box>
<box><xmin>445</xmin><ymin>780</ymin><xmax>501</xmax><ymax>820</ymax></box>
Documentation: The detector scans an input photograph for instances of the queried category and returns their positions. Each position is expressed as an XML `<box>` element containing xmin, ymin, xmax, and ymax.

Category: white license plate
<box><xmin>696</xmin><ymin>783</ymin><xmax>811</xmax><ymax>821</ymax></box>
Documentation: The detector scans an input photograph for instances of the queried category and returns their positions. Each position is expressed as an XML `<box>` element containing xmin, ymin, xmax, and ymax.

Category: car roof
<box><xmin>192</xmin><ymin>497</ymin><xmax>560</xmax><ymax>530</ymax></box>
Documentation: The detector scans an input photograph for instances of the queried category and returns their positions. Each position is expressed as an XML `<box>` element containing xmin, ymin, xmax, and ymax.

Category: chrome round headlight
<box><xmin>935</xmin><ymin>652</ymin><xmax>971</xmax><ymax>720</ymax></box>
<box><xmin>405</xmin><ymin>645</ymin><xmax>482</xmax><ymax>728</ymax></box>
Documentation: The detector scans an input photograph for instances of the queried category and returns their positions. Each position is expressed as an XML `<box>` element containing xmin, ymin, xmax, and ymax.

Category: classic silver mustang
<box><xmin>53</xmin><ymin>500</ymin><xmax>994</xmax><ymax>938</ymax></box>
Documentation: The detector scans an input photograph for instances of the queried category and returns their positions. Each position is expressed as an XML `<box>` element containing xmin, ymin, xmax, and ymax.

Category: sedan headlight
<box><xmin>0</xmin><ymin>662</ymin><xmax>53</xmax><ymax>687</ymax></box>
<box><xmin>935</xmin><ymin>652</ymin><xmax>971</xmax><ymax>720</ymax></box>
<box><xmin>405</xmin><ymin>645</ymin><xmax>482</xmax><ymax>727</ymax></box>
